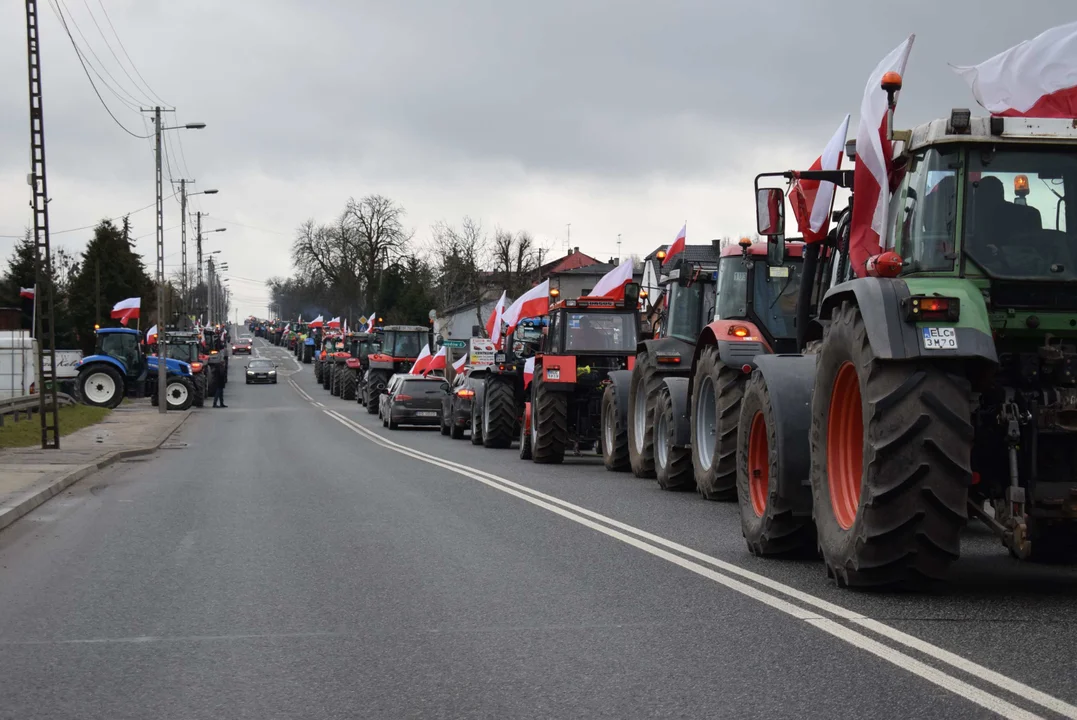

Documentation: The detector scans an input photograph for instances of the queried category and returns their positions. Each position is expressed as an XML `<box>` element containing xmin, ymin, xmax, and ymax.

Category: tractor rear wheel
<box><xmin>470</xmin><ymin>401</ymin><xmax>484</xmax><ymax>445</ymax></box>
<box><xmin>78</xmin><ymin>365</ymin><xmax>125</xmax><ymax>409</ymax></box>
<box><xmin>737</xmin><ymin>372</ymin><xmax>815</xmax><ymax>556</ymax></box>
<box><xmin>483</xmin><ymin>376</ymin><xmax>516</xmax><ymax>449</ymax></box>
<box><xmin>810</xmin><ymin>301</ymin><xmax>972</xmax><ymax>588</ymax></box>
<box><xmin>628</xmin><ymin>351</ymin><xmax>661</xmax><ymax>478</ymax></box>
<box><xmin>365</xmin><ymin>370</ymin><xmax>390</xmax><ymax>415</ymax></box>
<box><xmin>341</xmin><ymin>369</ymin><xmax>357</xmax><ymax>400</ymax></box>
<box><xmin>531</xmin><ymin>372</ymin><xmax>567</xmax><ymax>464</ymax></box>
<box><xmin>330</xmin><ymin>365</ymin><xmax>342</xmax><ymax>396</ymax></box>
<box><xmin>193</xmin><ymin>373</ymin><xmax>207</xmax><ymax>408</ymax></box>
<box><xmin>322</xmin><ymin>364</ymin><xmax>332</xmax><ymax>390</ymax></box>
<box><xmin>519</xmin><ymin>404</ymin><xmax>533</xmax><ymax>459</ymax></box>
<box><xmin>654</xmin><ymin>386</ymin><xmax>694</xmax><ymax>490</ymax></box>
<box><xmin>600</xmin><ymin>384</ymin><xmax>629</xmax><ymax>471</ymax></box>
<box><xmin>314</xmin><ymin>361</ymin><xmax>323</xmax><ymax>384</ymax></box>
<box><xmin>691</xmin><ymin>346</ymin><xmax>743</xmax><ymax>501</ymax></box>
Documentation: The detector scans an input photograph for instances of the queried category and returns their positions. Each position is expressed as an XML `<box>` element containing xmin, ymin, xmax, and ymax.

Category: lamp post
<box><xmin>149</xmin><ymin>107</ymin><xmax>205</xmax><ymax>413</ymax></box>
<box><xmin>178</xmin><ymin>182</ymin><xmax>218</xmax><ymax>317</ymax></box>
<box><xmin>195</xmin><ymin>219</ymin><xmax>226</xmax><ymax>320</ymax></box>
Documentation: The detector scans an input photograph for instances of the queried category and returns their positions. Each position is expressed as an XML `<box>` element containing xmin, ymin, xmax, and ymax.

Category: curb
<box><xmin>0</xmin><ymin>411</ymin><xmax>192</xmax><ymax>533</ymax></box>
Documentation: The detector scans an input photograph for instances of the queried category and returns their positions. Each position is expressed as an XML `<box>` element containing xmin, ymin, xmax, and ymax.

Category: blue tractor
<box><xmin>76</xmin><ymin>327</ymin><xmax>196</xmax><ymax>410</ymax></box>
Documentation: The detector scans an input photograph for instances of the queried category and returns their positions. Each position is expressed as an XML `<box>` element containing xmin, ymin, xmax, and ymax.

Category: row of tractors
<box><xmin>75</xmin><ymin>325</ymin><xmax>230</xmax><ymax>410</ymax></box>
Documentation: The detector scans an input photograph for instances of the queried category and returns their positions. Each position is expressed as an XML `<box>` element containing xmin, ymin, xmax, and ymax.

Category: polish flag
<box><xmin>365</xmin><ymin>313</ymin><xmax>376</xmax><ymax>332</ymax></box>
<box><xmin>146</xmin><ymin>325</ymin><xmax>159</xmax><ymax>344</ymax></box>
<box><xmin>789</xmin><ymin>114</ymin><xmax>851</xmax><ymax>244</ymax></box>
<box><xmin>953</xmin><ymin>21</ymin><xmax>1077</xmax><ymax>118</ymax></box>
<box><xmin>409</xmin><ymin>344</ymin><xmax>432</xmax><ymax>374</ymax></box>
<box><xmin>19</xmin><ymin>286</ymin><xmax>35</xmax><ymax>299</ymax></box>
<box><xmin>452</xmin><ymin>354</ymin><xmax>467</xmax><ymax>373</ymax></box>
<box><xmin>328</xmin><ymin>316</ymin><xmax>341</xmax><ymax>329</ymax></box>
<box><xmin>423</xmin><ymin>346</ymin><xmax>447</xmax><ymax>376</ymax></box>
<box><xmin>849</xmin><ymin>35</ymin><xmax>915</xmax><ymax>277</ymax></box>
<box><xmin>663</xmin><ymin>224</ymin><xmax>686</xmax><ymax>266</ymax></box>
<box><xmin>486</xmin><ymin>291</ymin><xmax>507</xmax><ymax>347</ymax></box>
<box><xmin>502</xmin><ymin>279</ymin><xmax>550</xmax><ymax>336</ymax></box>
<box><xmin>308</xmin><ymin>315</ymin><xmax>324</xmax><ymax>328</ymax></box>
<box><xmin>588</xmin><ymin>259</ymin><xmax>634</xmax><ymax>300</ymax></box>
<box><xmin>110</xmin><ymin>297</ymin><xmax>141</xmax><ymax>326</ymax></box>
<box><xmin>523</xmin><ymin>357</ymin><xmax>535</xmax><ymax>389</ymax></box>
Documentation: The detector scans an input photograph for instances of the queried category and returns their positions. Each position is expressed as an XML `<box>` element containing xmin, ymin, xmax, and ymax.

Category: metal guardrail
<box><xmin>0</xmin><ymin>392</ymin><xmax>76</xmax><ymax>427</ymax></box>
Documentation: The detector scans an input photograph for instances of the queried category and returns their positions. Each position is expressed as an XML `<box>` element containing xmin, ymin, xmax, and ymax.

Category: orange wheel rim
<box><xmin>827</xmin><ymin>362</ymin><xmax>863</xmax><ymax>530</ymax></box>
<box><xmin>747</xmin><ymin>411</ymin><xmax>768</xmax><ymax>517</ymax></box>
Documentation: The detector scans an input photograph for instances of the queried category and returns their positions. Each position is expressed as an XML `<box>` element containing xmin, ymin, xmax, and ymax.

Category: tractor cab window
<box><xmin>564</xmin><ymin>312</ymin><xmax>638</xmax><ymax>352</ymax></box>
<box><xmin>383</xmin><ymin>331</ymin><xmax>424</xmax><ymax>358</ymax></box>
<box><xmin>893</xmin><ymin>147</ymin><xmax>959</xmax><ymax>273</ymax></box>
<box><xmin>964</xmin><ymin>147</ymin><xmax>1077</xmax><ymax>280</ymax></box>
<box><xmin>666</xmin><ymin>280</ymin><xmax>712</xmax><ymax>343</ymax></box>
<box><xmin>753</xmin><ymin>260</ymin><xmax>802</xmax><ymax>340</ymax></box>
<box><xmin>715</xmin><ymin>258</ymin><xmax>748</xmax><ymax>320</ymax></box>
<box><xmin>167</xmin><ymin>344</ymin><xmax>197</xmax><ymax>363</ymax></box>
<box><xmin>100</xmin><ymin>333</ymin><xmax>140</xmax><ymax>369</ymax></box>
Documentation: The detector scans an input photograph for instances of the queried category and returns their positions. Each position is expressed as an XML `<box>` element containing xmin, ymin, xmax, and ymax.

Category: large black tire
<box><xmin>470</xmin><ymin>401</ymin><xmax>484</xmax><ymax>445</ymax></box>
<box><xmin>654</xmin><ymin>386</ymin><xmax>695</xmax><ymax>490</ymax></box>
<box><xmin>628</xmin><ymin>351</ymin><xmax>661</xmax><ymax>478</ymax></box>
<box><xmin>810</xmin><ymin>301</ymin><xmax>971</xmax><ymax>588</ymax></box>
<box><xmin>483</xmin><ymin>376</ymin><xmax>516</xmax><ymax>449</ymax></box>
<box><xmin>165</xmin><ymin>376</ymin><xmax>196</xmax><ymax>411</ymax></box>
<box><xmin>600</xmin><ymin>384</ymin><xmax>629</xmax><ymax>471</ymax></box>
<box><xmin>365</xmin><ymin>370</ymin><xmax>390</xmax><ymax>415</ymax></box>
<box><xmin>330</xmin><ymin>365</ymin><xmax>342</xmax><ymax>396</ymax></box>
<box><xmin>450</xmin><ymin>402</ymin><xmax>465</xmax><ymax>440</ymax></box>
<box><xmin>519</xmin><ymin>405</ymin><xmax>533</xmax><ymax>460</ymax></box>
<box><xmin>737</xmin><ymin>371</ymin><xmax>815</xmax><ymax>556</ymax></box>
<box><xmin>78</xmin><ymin>365</ymin><xmax>125</xmax><ymax>409</ymax></box>
<box><xmin>691</xmin><ymin>346</ymin><xmax>743</xmax><ymax>501</ymax></box>
<box><xmin>341</xmin><ymin>368</ymin><xmax>357</xmax><ymax>400</ymax></box>
<box><xmin>531</xmin><ymin>372</ymin><xmax>567</xmax><ymax>464</ymax></box>
<box><xmin>193</xmin><ymin>373</ymin><xmax>207</xmax><ymax>408</ymax></box>
<box><xmin>303</xmin><ymin>345</ymin><xmax>313</xmax><ymax>363</ymax></box>
<box><xmin>314</xmin><ymin>361</ymin><xmax>323</xmax><ymax>384</ymax></box>
<box><xmin>322</xmin><ymin>363</ymin><xmax>332</xmax><ymax>390</ymax></box>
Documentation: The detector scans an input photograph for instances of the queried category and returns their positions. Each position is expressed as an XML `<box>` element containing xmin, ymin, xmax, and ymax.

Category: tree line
<box><xmin>269</xmin><ymin>194</ymin><xmax>550</xmax><ymax>329</ymax></box>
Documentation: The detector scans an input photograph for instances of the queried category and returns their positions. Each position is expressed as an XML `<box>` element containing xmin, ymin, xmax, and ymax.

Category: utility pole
<box><xmin>196</xmin><ymin>211</ymin><xmax>203</xmax><ymax>319</ymax></box>
<box><xmin>25</xmin><ymin>0</ymin><xmax>60</xmax><ymax>448</ymax></box>
<box><xmin>153</xmin><ymin>106</ymin><xmax>167</xmax><ymax>414</ymax></box>
<box><xmin>617</xmin><ymin>233</ymin><xmax>622</xmax><ymax>263</ymax></box>
<box><xmin>179</xmin><ymin>179</ymin><xmax>188</xmax><ymax>319</ymax></box>
<box><xmin>566</xmin><ymin>223</ymin><xmax>571</xmax><ymax>255</ymax></box>
<box><xmin>207</xmin><ymin>258</ymin><xmax>215</xmax><ymax>326</ymax></box>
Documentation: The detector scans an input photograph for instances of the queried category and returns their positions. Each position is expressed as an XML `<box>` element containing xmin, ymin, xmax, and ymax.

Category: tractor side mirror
<box><xmin>756</xmin><ymin>187</ymin><xmax>784</xmax><ymax>236</ymax></box>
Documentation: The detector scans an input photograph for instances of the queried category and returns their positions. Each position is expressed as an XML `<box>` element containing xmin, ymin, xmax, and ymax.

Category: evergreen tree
<box><xmin>2</xmin><ymin>232</ymin><xmax>37</xmax><ymax>331</ymax></box>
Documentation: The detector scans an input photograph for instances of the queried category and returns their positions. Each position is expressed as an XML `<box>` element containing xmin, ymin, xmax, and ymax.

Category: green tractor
<box><xmin>743</xmin><ymin>84</ymin><xmax>1077</xmax><ymax>586</ymax></box>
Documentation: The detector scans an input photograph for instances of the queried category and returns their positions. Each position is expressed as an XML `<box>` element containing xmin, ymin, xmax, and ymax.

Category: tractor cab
<box><xmin>542</xmin><ymin>285</ymin><xmax>642</xmax><ymax>365</ymax></box>
<box><xmin>714</xmin><ymin>240</ymin><xmax>805</xmax><ymax>354</ymax></box>
<box><xmin>654</xmin><ymin>250</ymin><xmax>721</xmax><ymax>343</ymax></box>
<box><xmin>96</xmin><ymin>328</ymin><xmax>145</xmax><ymax>379</ymax></box>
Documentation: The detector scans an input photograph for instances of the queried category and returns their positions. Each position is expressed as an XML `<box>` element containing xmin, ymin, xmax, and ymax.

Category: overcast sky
<box><xmin>1</xmin><ymin>1</ymin><xmax>1072</xmax><ymax>320</ymax></box>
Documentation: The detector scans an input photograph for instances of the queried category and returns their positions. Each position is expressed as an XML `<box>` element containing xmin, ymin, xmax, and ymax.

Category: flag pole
<box><xmin>30</xmin><ymin>284</ymin><xmax>37</xmax><ymax>339</ymax></box>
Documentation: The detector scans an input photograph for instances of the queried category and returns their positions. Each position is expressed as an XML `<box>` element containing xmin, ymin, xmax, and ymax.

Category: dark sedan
<box><xmin>244</xmin><ymin>359</ymin><xmax>278</xmax><ymax>384</ymax></box>
<box><xmin>383</xmin><ymin>376</ymin><xmax>449</xmax><ymax>429</ymax></box>
<box><xmin>441</xmin><ymin>369</ymin><xmax>483</xmax><ymax>440</ymax></box>
<box><xmin>232</xmin><ymin>338</ymin><xmax>253</xmax><ymax>354</ymax></box>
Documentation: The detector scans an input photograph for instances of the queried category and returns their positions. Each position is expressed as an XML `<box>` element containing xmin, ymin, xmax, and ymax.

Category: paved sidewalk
<box><xmin>0</xmin><ymin>400</ymin><xmax>191</xmax><ymax>531</ymax></box>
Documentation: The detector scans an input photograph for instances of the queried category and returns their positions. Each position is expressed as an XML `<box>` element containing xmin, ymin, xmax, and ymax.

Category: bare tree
<box><xmin>427</xmin><ymin>216</ymin><xmax>488</xmax><ymax>330</ymax></box>
<box><xmin>345</xmin><ymin>195</ymin><xmax>412</xmax><ymax>306</ymax></box>
<box><xmin>491</xmin><ymin>228</ymin><xmax>548</xmax><ymax>297</ymax></box>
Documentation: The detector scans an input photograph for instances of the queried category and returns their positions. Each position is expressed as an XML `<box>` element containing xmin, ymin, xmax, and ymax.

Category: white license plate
<box><xmin>416</xmin><ymin>411</ymin><xmax>438</xmax><ymax>417</ymax></box>
<box><xmin>547</xmin><ymin>369</ymin><xmax>560</xmax><ymax>380</ymax></box>
<box><xmin>922</xmin><ymin>327</ymin><xmax>958</xmax><ymax>350</ymax></box>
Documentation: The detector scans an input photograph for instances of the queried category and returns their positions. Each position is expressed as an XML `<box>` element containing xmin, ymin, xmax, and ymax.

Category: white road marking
<box><xmin>312</xmin><ymin>401</ymin><xmax>1077</xmax><ymax>720</ymax></box>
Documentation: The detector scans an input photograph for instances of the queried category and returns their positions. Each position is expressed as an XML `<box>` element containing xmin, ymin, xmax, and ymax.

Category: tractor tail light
<box><xmin>728</xmin><ymin>325</ymin><xmax>751</xmax><ymax>338</ymax></box>
<box><xmin>905</xmin><ymin>296</ymin><xmax>960</xmax><ymax>322</ymax></box>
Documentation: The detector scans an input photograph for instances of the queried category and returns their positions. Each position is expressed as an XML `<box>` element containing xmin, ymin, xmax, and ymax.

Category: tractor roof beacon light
<box><xmin>1014</xmin><ymin>174</ymin><xmax>1030</xmax><ymax>201</ymax></box>
<box><xmin>881</xmin><ymin>71</ymin><xmax>902</xmax><ymax>142</ymax></box>
<box><xmin>656</xmin><ymin>249</ymin><xmax>667</xmax><ymax>261</ymax></box>
<box><xmin>550</xmin><ymin>288</ymin><xmax>560</xmax><ymax>299</ymax></box>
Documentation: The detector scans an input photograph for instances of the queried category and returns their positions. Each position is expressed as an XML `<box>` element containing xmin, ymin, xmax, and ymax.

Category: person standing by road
<box><xmin>213</xmin><ymin>375</ymin><xmax>228</xmax><ymax>408</ymax></box>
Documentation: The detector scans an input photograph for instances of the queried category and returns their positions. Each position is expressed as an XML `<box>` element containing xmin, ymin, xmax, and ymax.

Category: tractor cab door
<box><xmin>99</xmin><ymin>333</ymin><xmax>143</xmax><ymax>379</ymax></box>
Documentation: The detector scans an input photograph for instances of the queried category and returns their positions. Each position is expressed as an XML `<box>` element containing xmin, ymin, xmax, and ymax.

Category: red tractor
<box><xmin>361</xmin><ymin>325</ymin><xmax>432</xmax><ymax>414</ymax></box>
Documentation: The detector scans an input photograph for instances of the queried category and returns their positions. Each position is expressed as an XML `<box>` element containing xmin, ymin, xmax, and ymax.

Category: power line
<box><xmin>79</xmin><ymin>0</ymin><xmax>160</xmax><ymax>108</ymax></box>
<box><xmin>93</xmin><ymin>0</ymin><xmax>170</xmax><ymax>107</ymax></box>
<box><xmin>57</xmin><ymin>0</ymin><xmax>145</xmax><ymax>110</ymax></box>
<box><xmin>45</xmin><ymin>0</ymin><xmax>151</xmax><ymax>138</ymax></box>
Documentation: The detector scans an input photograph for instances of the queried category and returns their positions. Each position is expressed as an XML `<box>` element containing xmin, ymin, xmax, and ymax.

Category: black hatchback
<box><xmin>244</xmin><ymin>358</ymin><xmax>278</xmax><ymax>384</ymax></box>
<box><xmin>384</xmin><ymin>376</ymin><xmax>448</xmax><ymax>429</ymax></box>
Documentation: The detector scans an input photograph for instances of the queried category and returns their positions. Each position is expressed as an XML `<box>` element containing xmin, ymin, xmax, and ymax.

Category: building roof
<box><xmin>542</xmin><ymin>248</ymin><xmax>600</xmax><ymax>274</ymax></box>
<box><xmin>554</xmin><ymin>262</ymin><xmax>617</xmax><ymax>276</ymax></box>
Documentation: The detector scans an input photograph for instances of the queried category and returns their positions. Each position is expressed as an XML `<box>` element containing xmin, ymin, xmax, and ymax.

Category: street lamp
<box><xmin>147</xmin><ymin>105</ymin><xmax>206</xmax><ymax>414</ymax></box>
<box><xmin>177</xmin><ymin>184</ymin><xmax>220</xmax><ymax>315</ymax></box>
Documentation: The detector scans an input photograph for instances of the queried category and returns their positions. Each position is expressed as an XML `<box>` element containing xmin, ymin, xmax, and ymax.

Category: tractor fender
<box><xmin>751</xmin><ymin>354</ymin><xmax>817</xmax><ymax>497</ymax></box>
<box><xmin>473</xmin><ymin>376</ymin><xmax>486</xmax><ymax>411</ymax></box>
<box><xmin>146</xmin><ymin>356</ymin><xmax>193</xmax><ymax>377</ymax></box>
<box><xmin>637</xmin><ymin>337</ymin><xmax>694</xmax><ymax>375</ymax></box>
<box><xmin>345</xmin><ymin>358</ymin><xmax>362</xmax><ymax>369</ymax></box>
<box><xmin>77</xmin><ymin>354</ymin><xmax>127</xmax><ymax>375</ymax></box>
<box><xmin>659</xmin><ymin>376</ymin><xmax>692</xmax><ymax>448</ymax></box>
<box><xmin>819</xmin><ymin>277</ymin><xmax>998</xmax><ymax>364</ymax></box>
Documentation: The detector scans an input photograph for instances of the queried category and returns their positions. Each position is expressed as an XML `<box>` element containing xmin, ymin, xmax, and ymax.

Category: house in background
<box><xmin>549</xmin><ymin>261</ymin><xmax>643</xmax><ymax>300</ymax></box>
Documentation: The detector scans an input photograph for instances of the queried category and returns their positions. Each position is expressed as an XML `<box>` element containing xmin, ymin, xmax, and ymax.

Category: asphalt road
<box><xmin>1</xmin><ymin>336</ymin><xmax>1076</xmax><ymax>719</ymax></box>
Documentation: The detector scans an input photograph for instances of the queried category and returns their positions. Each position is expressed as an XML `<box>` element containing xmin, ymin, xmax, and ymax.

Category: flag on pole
<box><xmin>789</xmin><ymin>114</ymin><xmax>851</xmax><ymax>244</ymax></box>
<box><xmin>423</xmin><ymin>347</ymin><xmax>447</xmax><ymax>376</ymax></box>
<box><xmin>849</xmin><ymin>35</ymin><xmax>915</xmax><ymax>277</ymax></box>
<box><xmin>365</xmin><ymin>313</ymin><xmax>377</xmax><ymax>332</ymax></box>
<box><xmin>502</xmin><ymin>279</ymin><xmax>550</xmax><ymax>337</ymax></box>
<box><xmin>409</xmin><ymin>345</ymin><xmax>433</xmax><ymax>374</ymax></box>
<box><xmin>19</xmin><ymin>287</ymin><xmax>35</xmax><ymax>299</ymax></box>
<box><xmin>111</xmin><ymin>297</ymin><xmax>141</xmax><ymax>326</ymax></box>
<box><xmin>308</xmin><ymin>315</ymin><xmax>324</xmax><ymax>328</ymax></box>
<box><xmin>952</xmin><ymin>21</ymin><xmax>1077</xmax><ymax>118</ymax></box>
<box><xmin>328</xmin><ymin>316</ymin><xmax>341</xmax><ymax>329</ymax></box>
<box><xmin>452</xmin><ymin>354</ymin><xmax>467</xmax><ymax>373</ymax></box>
<box><xmin>588</xmin><ymin>259</ymin><xmax>635</xmax><ymax>300</ymax></box>
<box><xmin>663</xmin><ymin>224</ymin><xmax>687</xmax><ymax>266</ymax></box>
<box><xmin>146</xmin><ymin>325</ymin><xmax>159</xmax><ymax>344</ymax></box>
<box><xmin>523</xmin><ymin>357</ymin><xmax>535</xmax><ymax>389</ymax></box>
<box><xmin>486</xmin><ymin>291</ymin><xmax>507</xmax><ymax>347</ymax></box>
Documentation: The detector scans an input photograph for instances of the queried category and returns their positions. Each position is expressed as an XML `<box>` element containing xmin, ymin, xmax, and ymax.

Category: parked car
<box><xmin>379</xmin><ymin>374</ymin><xmax>407</xmax><ymax>423</ymax></box>
<box><xmin>245</xmin><ymin>358</ymin><xmax>278</xmax><ymax>384</ymax></box>
<box><xmin>232</xmin><ymin>338</ymin><xmax>253</xmax><ymax>355</ymax></box>
<box><xmin>441</xmin><ymin>368</ymin><xmax>483</xmax><ymax>440</ymax></box>
<box><xmin>382</xmin><ymin>375</ymin><xmax>449</xmax><ymax>429</ymax></box>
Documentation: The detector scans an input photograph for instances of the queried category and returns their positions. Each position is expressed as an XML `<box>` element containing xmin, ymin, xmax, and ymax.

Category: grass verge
<box><xmin>0</xmin><ymin>404</ymin><xmax>111</xmax><ymax>449</ymax></box>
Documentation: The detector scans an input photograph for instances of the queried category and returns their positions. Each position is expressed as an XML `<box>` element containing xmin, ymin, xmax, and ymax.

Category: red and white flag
<box><xmin>423</xmin><ymin>347</ymin><xmax>447</xmax><ymax>376</ymax></box>
<box><xmin>789</xmin><ymin>114</ymin><xmax>851</xmax><ymax>244</ymax></box>
<box><xmin>953</xmin><ymin>21</ymin><xmax>1077</xmax><ymax>118</ymax></box>
<box><xmin>110</xmin><ymin>297</ymin><xmax>141</xmax><ymax>326</ymax></box>
<box><xmin>452</xmin><ymin>354</ymin><xmax>467</xmax><ymax>372</ymax></box>
<box><xmin>503</xmin><ymin>279</ymin><xmax>550</xmax><ymax>336</ymax></box>
<box><xmin>364</xmin><ymin>312</ymin><xmax>376</xmax><ymax>332</ymax></box>
<box><xmin>328</xmin><ymin>316</ymin><xmax>341</xmax><ymax>329</ymax></box>
<box><xmin>409</xmin><ymin>344</ymin><xmax>433</xmax><ymax>374</ymax></box>
<box><xmin>19</xmin><ymin>286</ymin><xmax>35</xmax><ymax>299</ymax></box>
<box><xmin>146</xmin><ymin>325</ymin><xmax>159</xmax><ymax>344</ymax></box>
<box><xmin>850</xmin><ymin>35</ymin><xmax>915</xmax><ymax>277</ymax></box>
<box><xmin>486</xmin><ymin>291</ymin><xmax>508</xmax><ymax>347</ymax></box>
<box><xmin>308</xmin><ymin>315</ymin><xmax>324</xmax><ymax>328</ymax></box>
<box><xmin>663</xmin><ymin>224</ymin><xmax>686</xmax><ymax>266</ymax></box>
<box><xmin>589</xmin><ymin>259</ymin><xmax>634</xmax><ymax>299</ymax></box>
<box><xmin>523</xmin><ymin>357</ymin><xmax>535</xmax><ymax>389</ymax></box>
